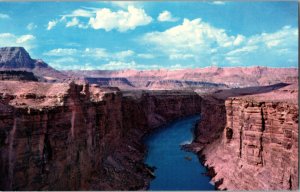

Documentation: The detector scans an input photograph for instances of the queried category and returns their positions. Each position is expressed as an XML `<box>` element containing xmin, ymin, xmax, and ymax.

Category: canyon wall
<box><xmin>194</xmin><ymin>85</ymin><xmax>298</xmax><ymax>190</ymax></box>
<box><xmin>0</xmin><ymin>82</ymin><xmax>125</xmax><ymax>190</ymax></box>
<box><xmin>0</xmin><ymin>81</ymin><xmax>202</xmax><ymax>190</ymax></box>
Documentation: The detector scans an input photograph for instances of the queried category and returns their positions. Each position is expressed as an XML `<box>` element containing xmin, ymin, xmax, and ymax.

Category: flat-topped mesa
<box><xmin>0</xmin><ymin>47</ymin><xmax>35</xmax><ymax>69</ymax></box>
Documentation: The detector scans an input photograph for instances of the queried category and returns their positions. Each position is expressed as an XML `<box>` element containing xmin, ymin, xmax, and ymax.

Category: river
<box><xmin>144</xmin><ymin>115</ymin><xmax>214</xmax><ymax>190</ymax></box>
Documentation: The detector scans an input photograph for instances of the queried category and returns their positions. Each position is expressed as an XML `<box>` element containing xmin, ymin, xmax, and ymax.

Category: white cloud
<box><xmin>142</xmin><ymin>18</ymin><xmax>239</xmax><ymax>64</ymax></box>
<box><xmin>226</xmin><ymin>45</ymin><xmax>258</xmax><ymax>56</ymax></box>
<box><xmin>137</xmin><ymin>53</ymin><xmax>155</xmax><ymax>59</ymax></box>
<box><xmin>26</xmin><ymin>22</ymin><xmax>37</xmax><ymax>30</ymax></box>
<box><xmin>83</xmin><ymin>48</ymin><xmax>108</xmax><ymax>59</ymax></box>
<box><xmin>62</xmin><ymin>9</ymin><xmax>95</xmax><ymax>18</ymax></box>
<box><xmin>84</xmin><ymin>48</ymin><xmax>135</xmax><ymax>60</ymax></box>
<box><xmin>47</xmin><ymin>20</ymin><xmax>58</xmax><ymax>30</ymax></box>
<box><xmin>66</xmin><ymin>17</ymin><xmax>79</xmax><ymax>27</ymax></box>
<box><xmin>110</xmin><ymin>1</ymin><xmax>142</xmax><ymax>9</ymax></box>
<box><xmin>44</xmin><ymin>48</ymin><xmax>78</xmax><ymax>56</ymax></box>
<box><xmin>0</xmin><ymin>33</ymin><xmax>36</xmax><ymax>50</ymax></box>
<box><xmin>142</xmin><ymin>18</ymin><xmax>298</xmax><ymax>67</ymax></box>
<box><xmin>101</xmin><ymin>61</ymin><xmax>138</xmax><ymax>70</ymax></box>
<box><xmin>169</xmin><ymin>53</ymin><xmax>195</xmax><ymax>60</ymax></box>
<box><xmin>114</xmin><ymin>50</ymin><xmax>135</xmax><ymax>60</ymax></box>
<box><xmin>44</xmin><ymin>48</ymin><xmax>135</xmax><ymax>61</ymax></box>
<box><xmin>48</xmin><ymin>57</ymin><xmax>79</xmax><ymax>70</ymax></box>
<box><xmin>89</xmin><ymin>6</ymin><xmax>152</xmax><ymax>32</ymax></box>
<box><xmin>233</xmin><ymin>35</ymin><xmax>245</xmax><ymax>46</ymax></box>
<box><xmin>47</xmin><ymin>5</ymin><xmax>151</xmax><ymax>32</ymax></box>
<box><xmin>212</xmin><ymin>1</ymin><xmax>226</xmax><ymax>5</ymax></box>
<box><xmin>0</xmin><ymin>13</ymin><xmax>10</xmax><ymax>19</ymax></box>
<box><xmin>157</xmin><ymin>11</ymin><xmax>179</xmax><ymax>22</ymax></box>
<box><xmin>43</xmin><ymin>48</ymin><xmax>160</xmax><ymax>70</ymax></box>
<box><xmin>16</xmin><ymin>35</ymin><xmax>35</xmax><ymax>44</ymax></box>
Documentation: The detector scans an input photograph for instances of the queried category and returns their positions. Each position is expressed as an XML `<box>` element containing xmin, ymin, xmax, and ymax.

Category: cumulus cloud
<box><xmin>142</xmin><ymin>18</ymin><xmax>241</xmax><ymax>64</ymax></box>
<box><xmin>157</xmin><ymin>11</ymin><xmax>179</xmax><ymax>22</ymax></box>
<box><xmin>0</xmin><ymin>13</ymin><xmax>10</xmax><ymax>19</ymax></box>
<box><xmin>47</xmin><ymin>20</ymin><xmax>58</xmax><ymax>30</ymax></box>
<box><xmin>0</xmin><ymin>33</ymin><xmax>36</xmax><ymax>50</ymax></box>
<box><xmin>142</xmin><ymin>18</ymin><xmax>298</xmax><ymax>67</ymax></box>
<box><xmin>47</xmin><ymin>5</ymin><xmax>152</xmax><ymax>32</ymax></box>
<box><xmin>26</xmin><ymin>23</ymin><xmax>37</xmax><ymax>30</ymax></box>
<box><xmin>89</xmin><ymin>6</ymin><xmax>152</xmax><ymax>32</ymax></box>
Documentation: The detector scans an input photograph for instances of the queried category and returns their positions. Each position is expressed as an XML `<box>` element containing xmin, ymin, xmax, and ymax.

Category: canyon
<box><xmin>0</xmin><ymin>81</ymin><xmax>202</xmax><ymax>190</ymax></box>
<box><xmin>0</xmin><ymin>47</ymin><xmax>298</xmax><ymax>190</ymax></box>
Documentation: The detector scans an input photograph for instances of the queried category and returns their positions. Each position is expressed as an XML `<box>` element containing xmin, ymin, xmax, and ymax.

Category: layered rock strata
<box><xmin>193</xmin><ymin>84</ymin><xmax>298</xmax><ymax>190</ymax></box>
<box><xmin>0</xmin><ymin>81</ymin><xmax>202</xmax><ymax>190</ymax></box>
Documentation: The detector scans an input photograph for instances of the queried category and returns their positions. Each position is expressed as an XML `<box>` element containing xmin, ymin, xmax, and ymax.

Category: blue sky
<box><xmin>0</xmin><ymin>1</ymin><xmax>298</xmax><ymax>70</ymax></box>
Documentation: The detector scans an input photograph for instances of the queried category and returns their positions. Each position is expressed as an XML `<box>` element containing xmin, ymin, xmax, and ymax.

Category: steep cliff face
<box><xmin>0</xmin><ymin>81</ymin><xmax>202</xmax><ymax>190</ymax></box>
<box><xmin>194</xmin><ymin>85</ymin><xmax>298</xmax><ymax>190</ymax></box>
<box><xmin>0</xmin><ymin>81</ymin><xmax>125</xmax><ymax>190</ymax></box>
<box><xmin>122</xmin><ymin>91</ymin><xmax>202</xmax><ymax>130</ymax></box>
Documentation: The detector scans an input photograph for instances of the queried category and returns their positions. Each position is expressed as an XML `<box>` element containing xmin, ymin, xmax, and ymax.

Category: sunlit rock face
<box><xmin>0</xmin><ymin>81</ymin><xmax>124</xmax><ymax>190</ymax></box>
<box><xmin>194</xmin><ymin>84</ymin><xmax>298</xmax><ymax>190</ymax></box>
<box><xmin>0</xmin><ymin>81</ymin><xmax>202</xmax><ymax>190</ymax></box>
<box><xmin>0</xmin><ymin>47</ymin><xmax>35</xmax><ymax>69</ymax></box>
<box><xmin>66</xmin><ymin>66</ymin><xmax>298</xmax><ymax>89</ymax></box>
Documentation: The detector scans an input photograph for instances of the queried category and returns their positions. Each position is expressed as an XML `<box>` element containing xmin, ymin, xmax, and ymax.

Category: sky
<box><xmin>0</xmin><ymin>1</ymin><xmax>298</xmax><ymax>70</ymax></box>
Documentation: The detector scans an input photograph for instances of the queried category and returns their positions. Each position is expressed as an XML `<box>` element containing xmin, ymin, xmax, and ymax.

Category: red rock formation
<box><xmin>66</xmin><ymin>66</ymin><xmax>298</xmax><ymax>89</ymax></box>
<box><xmin>193</xmin><ymin>84</ymin><xmax>298</xmax><ymax>190</ymax></box>
<box><xmin>0</xmin><ymin>81</ymin><xmax>125</xmax><ymax>190</ymax></box>
<box><xmin>0</xmin><ymin>81</ymin><xmax>202</xmax><ymax>190</ymax></box>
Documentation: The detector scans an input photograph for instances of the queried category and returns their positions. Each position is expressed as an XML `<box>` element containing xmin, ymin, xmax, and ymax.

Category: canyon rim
<box><xmin>0</xmin><ymin>1</ymin><xmax>298</xmax><ymax>191</ymax></box>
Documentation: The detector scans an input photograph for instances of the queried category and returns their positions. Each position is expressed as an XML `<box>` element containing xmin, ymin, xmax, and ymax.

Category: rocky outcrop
<box><xmin>0</xmin><ymin>81</ymin><xmax>202</xmax><ymax>190</ymax></box>
<box><xmin>193</xmin><ymin>84</ymin><xmax>298</xmax><ymax>190</ymax></box>
<box><xmin>0</xmin><ymin>81</ymin><xmax>125</xmax><ymax>190</ymax></box>
<box><xmin>0</xmin><ymin>47</ymin><xmax>35</xmax><ymax>69</ymax></box>
<box><xmin>0</xmin><ymin>47</ymin><xmax>66</xmax><ymax>81</ymax></box>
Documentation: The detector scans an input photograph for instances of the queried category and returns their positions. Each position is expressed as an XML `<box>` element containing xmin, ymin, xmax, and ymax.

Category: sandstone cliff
<box><xmin>193</xmin><ymin>84</ymin><xmax>298</xmax><ymax>190</ymax></box>
<box><xmin>0</xmin><ymin>81</ymin><xmax>202</xmax><ymax>190</ymax></box>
